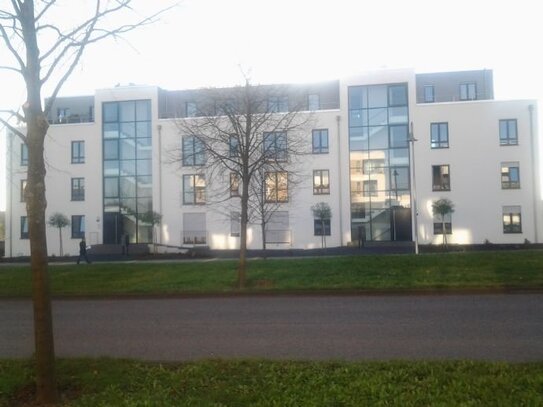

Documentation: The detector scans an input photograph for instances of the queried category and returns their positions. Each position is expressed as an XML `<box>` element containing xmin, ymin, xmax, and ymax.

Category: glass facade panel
<box><xmin>103</xmin><ymin>103</ymin><xmax>118</xmax><ymax>123</ymax></box>
<box><xmin>120</xmin><ymin>122</ymin><xmax>135</xmax><ymax>138</ymax></box>
<box><xmin>102</xmin><ymin>99</ymin><xmax>153</xmax><ymax>243</ymax></box>
<box><xmin>348</xmin><ymin>83</ymin><xmax>411</xmax><ymax>243</ymax></box>
<box><xmin>119</xmin><ymin>101</ymin><xmax>135</xmax><ymax>122</ymax></box>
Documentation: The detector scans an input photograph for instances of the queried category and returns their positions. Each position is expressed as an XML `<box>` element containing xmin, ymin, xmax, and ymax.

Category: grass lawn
<box><xmin>0</xmin><ymin>250</ymin><xmax>542</xmax><ymax>297</ymax></box>
<box><xmin>1</xmin><ymin>358</ymin><xmax>543</xmax><ymax>406</ymax></box>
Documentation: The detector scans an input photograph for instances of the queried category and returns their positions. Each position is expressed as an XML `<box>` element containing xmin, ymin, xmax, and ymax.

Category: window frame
<box><xmin>186</xmin><ymin>101</ymin><xmax>197</xmax><ymax>117</ymax></box>
<box><xmin>503</xmin><ymin>206</ymin><xmax>522</xmax><ymax>234</ymax></box>
<box><xmin>20</xmin><ymin>143</ymin><xmax>28</xmax><ymax>166</ymax></box>
<box><xmin>430</xmin><ymin>122</ymin><xmax>449</xmax><ymax>149</ymax></box>
<box><xmin>71</xmin><ymin>177</ymin><xmax>85</xmax><ymax>201</ymax></box>
<box><xmin>314</xmin><ymin>219</ymin><xmax>331</xmax><ymax>236</ymax></box>
<box><xmin>230</xmin><ymin>172</ymin><xmax>240</xmax><ymax>197</ymax></box>
<box><xmin>182</xmin><ymin>136</ymin><xmax>205</xmax><ymax>166</ymax></box>
<box><xmin>433</xmin><ymin>212</ymin><xmax>452</xmax><ymax>235</ymax></box>
<box><xmin>501</xmin><ymin>162</ymin><xmax>520</xmax><ymax>189</ymax></box>
<box><xmin>265</xmin><ymin>171</ymin><xmax>288</xmax><ymax>203</ymax></box>
<box><xmin>499</xmin><ymin>119</ymin><xmax>518</xmax><ymax>146</ymax></box>
<box><xmin>263</xmin><ymin>131</ymin><xmax>287</xmax><ymax>162</ymax></box>
<box><xmin>459</xmin><ymin>82</ymin><xmax>477</xmax><ymax>101</ymax></box>
<box><xmin>432</xmin><ymin>164</ymin><xmax>451</xmax><ymax>191</ymax></box>
<box><xmin>71</xmin><ymin>140</ymin><xmax>85</xmax><ymax>164</ymax></box>
<box><xmin>313</xmin><ymin>169</ymin><xmax>330</xmax><ymax>195</ymax></box>
<box><xmin>423</xmin><ymin>85</ymin><xmax>435</xmax><ymax>103</ymax></box>
<box><xmin>20</xmin><ymin>216</ymin><xmax>29</xmax><ymax>239</ymax></box>
<box><xmin>312</xmin><ymin>129</ymin><xmax>329</xmax><ymax>154</ymax></box>
<box><xmin>20</xmin><ymin>179</ymin><xmax>27</xmax><ymax>202</ymax></box>
<box><xmin>308</xmin><ymin>94</ymin><xmax>320</xmax><ymax>111</ymax></box>
<box><xmin>183</xmin><ymin>174</ymin><xmax>206</xmax><ymax>205</ymax></box>
<box><xmin>268</xmin><ymin>96</ymin><xmax>289</xmax><ymax>113</ymax></box>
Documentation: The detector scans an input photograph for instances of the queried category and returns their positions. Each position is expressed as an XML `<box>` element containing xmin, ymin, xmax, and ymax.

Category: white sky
<box><xmin>1</xmin><ymin>0</ymin><xmax>542</xmax><ymax>211</ymax></box>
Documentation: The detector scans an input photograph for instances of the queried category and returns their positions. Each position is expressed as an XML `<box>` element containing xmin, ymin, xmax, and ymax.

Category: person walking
<box><xmin>77</xmin><ymin>238</ymin><xmax>91</xmax><ymax>264</ymax></box>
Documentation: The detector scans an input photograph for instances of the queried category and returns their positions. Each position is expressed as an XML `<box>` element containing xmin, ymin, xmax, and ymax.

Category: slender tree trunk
<box><xmin>321</xmin><ymin>219</ymin><xmax>325</xmax><ymax>249</ymax></box>
<box><xmin>21</xmin><ymin>1</ymin><xmax>58</xmax><ymax>403</ymax></box>
<box><xmin>58</xmin><ymin>227</ymin><xmax>63</xmax><ymax>257</ymax></box>
<box><xmin>442</xmin><ymin>219</ymin><xmax>447</xmax><ymax>248</ymax></box>
<box><xmin>27</xmin><ymin>117</ymin><xmax>58</xmax><ymax>404</ymax></box>
<box><xmin>239</xmin><ymin>192</ymin><xmax>248</xmax><ymax>288</ymax></box>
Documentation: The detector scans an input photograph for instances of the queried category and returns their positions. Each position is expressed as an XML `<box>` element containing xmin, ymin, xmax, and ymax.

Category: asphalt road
<box><xmin>2</xmin><ymin>294</ymin><xmax>542</xmax><ymax>361</ymax></box>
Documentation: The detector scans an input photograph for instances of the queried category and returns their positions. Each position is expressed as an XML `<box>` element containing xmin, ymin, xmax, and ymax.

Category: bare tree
<box><xmin>0</xmin><ymin>1</ymin><xmax>173</xmax><ymax>403</ymax></box>
<box><xmin>47</xmin><ymin>212</ymin><xmax>69</xmax><ymax>256</ymax></box>
<box><xmin>175</xmin><ymin>80</ymin><xmax>313</xmax><ymax>288</ymax></box>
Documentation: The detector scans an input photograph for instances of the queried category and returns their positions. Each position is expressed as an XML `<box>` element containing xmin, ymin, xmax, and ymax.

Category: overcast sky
<box><xmin>1</xmin><ymin>0</ymin><xmax>542</xmax><ymax>210</ymax></box>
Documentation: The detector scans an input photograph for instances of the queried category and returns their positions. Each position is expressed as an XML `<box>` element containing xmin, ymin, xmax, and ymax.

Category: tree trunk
<box><xmin>27</xmin><ymin>117</ymin><xmax>58</xmax><ymax>404</ymax></box>
<box><xmin>261</xmin><ymin>219</ymin><xmax>267</xmax><ymax>259</ymax></box>
<box><xmin>58</xmin><ymin>227</ymin><xmax>63</xmax><ymax>257</ymax></box>
<box><xmin>321</xmin><ymin>219</ymin><xmax>325</xmax><ymax>249</ymax></box>
<box><xmin>442</xmin><ymin>219</ymin><xmax>447</xmax><ymax>248</ymax></box>
<box><xmin>21</xmin><ymin>1</ymin><xmax>58</xmax><ymax>402</ymax></box>
<box><xmin>238</xmin><ymin>179</ymin><xmax>249</xmax><ymax>289</ymax></box>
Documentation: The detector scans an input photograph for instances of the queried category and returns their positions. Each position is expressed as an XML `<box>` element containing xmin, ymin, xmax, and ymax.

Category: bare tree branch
<box><xmin>0</xmin><ymin>108</ymin><xmax>26</xmax><ymax>123</ymax></box>
<box><xmin>0</xmin><ymin>116</ymin><xmax>26</xmax><ymax>141</ymax></box>
<box><xmin>34</xmin><ymin>0</ymin><xmax>56</xmax><ymax>22</ymax></box>
<box><xmin>0</xmin><ymin>22</ymin><xmax>27</xmax><ymax>75</ymax></box>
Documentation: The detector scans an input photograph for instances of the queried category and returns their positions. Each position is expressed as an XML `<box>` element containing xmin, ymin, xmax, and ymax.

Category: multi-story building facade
<box><xmin>4</xmin><ymin>69</ymin><xmax>541</xmax><ymax>257</ymax></box>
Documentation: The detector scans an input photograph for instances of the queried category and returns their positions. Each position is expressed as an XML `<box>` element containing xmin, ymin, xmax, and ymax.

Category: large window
<box><xmin>71</xmin><ymin>215</ymin><xmax>85</xmax><ymax>239</ymax></box>
<box><xmin>424</xmin><ymin>85</ymin><xmax>435</xmax><ymax>103</ymax></box>
<box><xmin>265</xmin><ymin>172</ymin><xmax>288</xmax><ymax>202</ymax></box>
<box><xmin>308</xmin><ymin>94</ymin><xmax>320</xmax><ymax>111</ymax></box>
<box><xmin>313</xmin><ymin>170</ymin><xmax>330</xmax><ymax>195</ymax></box>
<box><xmin>431</xmin><ymin>123</ymin><xmax>449</xmax><ymax>149</ymax></box>
<box><xmin>20</xmin><ymin>216</ymin><xmax>28</xmax><ymax>239</ymax></box>
<box><xmin>21</xmin><ymin>143</ymin><xmax>28</xmax><ymax>166</ymax></box>
<box><xmin>268</xmin><ymin>96</ymin><xmax>288</xmax><ymax>113</ymax></box>
<box><xmin>263</xmin><ymin>132</ymin><xmax>287</xmax><ymax>161</ymax></box>
<box><xmin>71</xmin><ymin>141</ymin><xmax>85</xmax><ymax>164</ymax></box>
<box><xmin>501</xmin><ymin>162</ymin><xmax>520</xmax><ymax>189</ymax></box>
<box><xmin>71</xmin><ymin>178</ymin><xmax>85</xmax><ymax>201</ymax></box>
<box><xmin>312</xmin><ymin>129</ymin><xmax>329</xmax><ymax>154</ymax></box>
<box><xmin>186</xmin><ymin>101</ymin><xmax>197</xmax><ymax>117</ymax></box>
<box><xmin>183</xmin><ymin>136</ymin><xmax>205</xmax><ymax>166</ymax></box>
<box><xmin>433</xmin><ymin>213</ymin><xmax>452</xmax><ymax>235</ymax></box>
<box><xmin>503</xmin><ymin>206</ymin><xmax>522</xmax><ymax>233</ymax></box>
<box><xmin>432</xmin><ymin>165</ymin><xmax>450</xmax><ymax>191</ymax></box>
<box><xmin>460</xmin><ymin>83</ymin><xmax>476</xmax><ymax>100</ymax></box>
<box><xmin>183</xmin><ymin>174</ymin><xmax>206</xmax><ymax>205</ymax></box>
<box><xmin>314</xmin><ymin>219</ymin><xmax>331</xmax><ymax>236</ymax></box>
<box><xmin>500</xmin><ymin>119</ymin><xmax>518</xmax><ymax>146</ymax></box>
<box><xmin>348</xmin><ymin>83</ymin><xmax>410</xmax><ymax>242</ymax></box>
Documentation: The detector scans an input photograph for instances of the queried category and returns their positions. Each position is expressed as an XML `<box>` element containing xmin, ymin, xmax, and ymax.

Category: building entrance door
<box><xmin>103</xmin><ymin>212</ymin><xmax>122</xmax><ymax>244</ymax></box>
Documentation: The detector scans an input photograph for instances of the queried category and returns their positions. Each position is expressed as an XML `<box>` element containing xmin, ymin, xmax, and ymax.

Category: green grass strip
<box><xmin>2</xmin><ymin>358</ymin><xmax>543</xmax><ymax>406</ymax></box>
<box><xmin>1</xmin><ymin>250</ymin><xmax>543</xmax><ymax>297</ymax></box>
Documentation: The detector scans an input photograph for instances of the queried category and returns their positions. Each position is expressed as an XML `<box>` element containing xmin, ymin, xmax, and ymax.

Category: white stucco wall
<box><xmin>413</xmin><ymin>99</ymin><xmax>541</xmax><ymax>244</ymax></box>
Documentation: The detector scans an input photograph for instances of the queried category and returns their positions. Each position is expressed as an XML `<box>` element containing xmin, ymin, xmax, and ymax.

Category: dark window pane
<box><xmin>103</xmin><ymin>103</ymin><xmax>118</xmax><ymax>123</ymax></box>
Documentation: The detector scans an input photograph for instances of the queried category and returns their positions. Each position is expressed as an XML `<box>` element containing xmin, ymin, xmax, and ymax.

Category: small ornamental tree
<box><xmin>432</xmin><ymin>198</ymin><xmax>455</xmax><ymax>247</ymax></box>
<box><xmin>311</xmin><ymin>202</ymin><xmax>332</xmax><ymax>249</ymax></box>
<box><xmin>47</xmin><ymin>213</ymin><xmax>70</xmax><ymax>257</ymax></box>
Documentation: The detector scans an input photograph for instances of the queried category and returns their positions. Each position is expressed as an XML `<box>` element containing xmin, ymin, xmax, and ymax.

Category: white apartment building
<box><xmin>4</xmin><ymin>69</ymin><xmax>542</xmax><ymax>257</ymax></box>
